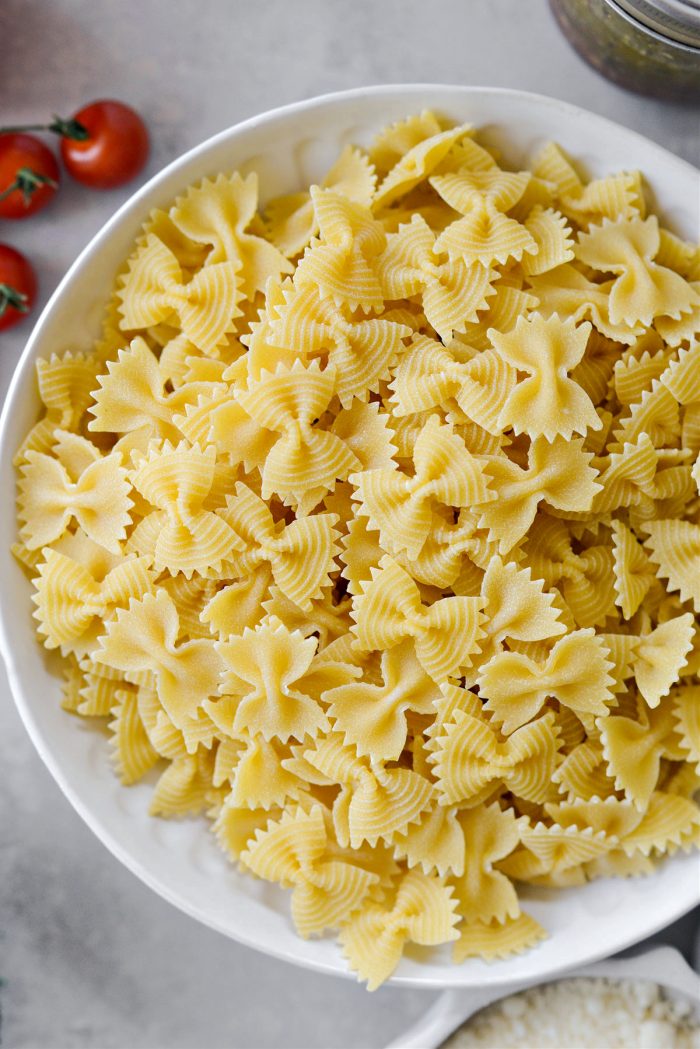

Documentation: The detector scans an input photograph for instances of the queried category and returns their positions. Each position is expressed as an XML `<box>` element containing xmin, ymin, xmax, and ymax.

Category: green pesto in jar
<box><xmin>550</xmin><ymin>0</ymin><xmax>700</xmax><ymax>102</ymax></box>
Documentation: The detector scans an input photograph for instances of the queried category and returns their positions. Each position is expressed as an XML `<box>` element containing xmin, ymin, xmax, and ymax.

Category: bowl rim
<box><xmin>1</xmin><ymin>83</ymin><xmax>699</xmax><ymax>989</ymax></box>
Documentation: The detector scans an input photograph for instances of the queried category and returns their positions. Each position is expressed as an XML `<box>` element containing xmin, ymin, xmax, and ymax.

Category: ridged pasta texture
<box><xmin>14</xmin><ymin>113</ymin><xmax>700</xmax><ymax>989</ymax></box>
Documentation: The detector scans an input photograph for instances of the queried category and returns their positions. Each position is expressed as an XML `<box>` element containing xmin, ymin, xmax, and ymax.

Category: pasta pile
<box><xmin>13</xmin><ymin>111</ymin><xmax>700</xmax><ymax>989</ymax></box>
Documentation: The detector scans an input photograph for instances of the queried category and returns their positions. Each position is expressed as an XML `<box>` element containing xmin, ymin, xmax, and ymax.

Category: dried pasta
<box><xmin>14</xmin><ymin>111</ymin><xmax>700</xmax><ymax>989</ymax></box>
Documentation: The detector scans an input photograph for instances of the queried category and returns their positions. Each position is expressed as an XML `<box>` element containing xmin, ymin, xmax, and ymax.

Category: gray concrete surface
<box><xmin>1</xmin><ymin>1</ymin><xmax>698</xmax><ymax>1046</ymax></box>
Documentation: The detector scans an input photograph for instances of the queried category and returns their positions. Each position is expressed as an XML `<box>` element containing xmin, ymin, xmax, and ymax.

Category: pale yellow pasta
<box><xmin>351</xmin><ymin>414</ymin><xmax>493</xmax><ymax>560</ymax></box>
<box><xmin>377</xmin><ymin>214</ymin><xmax>496</xmax><ymax>340</ymax></box>
<box><xmin>490</xmin><ymin>314</ymin><xmax>601</xmax><ymax>441</ymax></box>
<box><xmin>14</xmin><ymin>112</ymin><xmax>700</xmax><ymax>989</ymax></box>
<box><xmin>265</xmin><ymin>146</ymin><xmax>377</xmax><ymax>257</ymax></box>
<box><xmin>169</xmin><ymin>172</ymin><xmax>293</xmax><ymax>297</ymax></box>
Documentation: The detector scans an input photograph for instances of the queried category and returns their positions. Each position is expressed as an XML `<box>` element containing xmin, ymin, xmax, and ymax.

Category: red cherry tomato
<box><xmin>0</xmin><ymin>244</ymin><xmax>37</xmax><ymax>332</ymax></box>
<box><xmin>0</xmin><ymin>134</ymin><xmax>59</xmax><ymax>219</ymax></box>
<box><xmin>60</xmin><ymin>100</ymin><xmax>149</xmax><ymax>189</ymax></box>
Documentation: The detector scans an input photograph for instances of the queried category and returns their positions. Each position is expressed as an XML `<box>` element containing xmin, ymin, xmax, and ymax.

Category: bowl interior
<box><xmin>1</xmin><ymin>85</ymin><xmax>699</xmax><ymax>988</ymax></box>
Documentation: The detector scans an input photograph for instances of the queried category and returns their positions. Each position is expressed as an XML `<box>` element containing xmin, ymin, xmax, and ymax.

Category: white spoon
<box><xmin>387</xmin><ymin>945</ymin><xmax>700</xmax><ymax>1049</ymax></box>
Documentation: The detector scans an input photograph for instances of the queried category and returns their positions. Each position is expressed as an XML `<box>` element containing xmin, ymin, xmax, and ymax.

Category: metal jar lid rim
<box><xmin>610</xmin><ymin>0</ymin><xmax>700</xmax><ymax>47</ymax></box>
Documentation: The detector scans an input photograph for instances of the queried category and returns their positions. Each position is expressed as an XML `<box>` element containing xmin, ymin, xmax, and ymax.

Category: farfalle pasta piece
<box><xmin>216</xmin><ymin>619</ymin><xmax>332</xmax><ymax>743</ymax></box>
<box><xmin>576</xmin><ymin>216</ymin><xmax>699</xmax><ymax>328</ymax></box>
<box><xmin>525</xmin><ymin>515</ymin><xmax>616</xmax><ymax>628</ymax></box>
<box><xmin>490</xmin><ymin>315</ymin><xmax>601</xmax><ymax>441</ymax></box>
<box><xmin>620</xmin><ymin>791</ymin><xmax>700</xmax><ymax>857</ymax></box>
<box><xmin>236</xmin><ymin>359</ymin><xmax>360</xmax><ymax>513</ymax></box>
<box><xmin>591</xmin><ymin>434</ymin><xmax>660</xmax><ymax>516</ymax></box>
<box><xmin>295</xmin><ymin>189</ymin><xmax>386</xmax><ymax>311</ymax></box>
<box><xmin>553</xmin><ymin>739</ymin><xmax>617</xmax><ymax>801</ymax></box>
<box><xmin>32</xmin><ymin>549</ymin><xmax>154</xmax><ymax>652</ymax></box>
<box><xmin>674</xmin><ymin>685</ymin><xmax>700</xmax><ymax>772</ymax></box>
<box><xmin>520</xmin><ymin>206</ymin><xmax>575</xmax><ymax>276</ymax></box>
<box><xmin>186</xmin><ymin>387</ymin><xmax>278</xmax><ymax>473</ymax></box>
<box><xmin>453</xmin><ymin>912</ymin><xmax>546</xmax><ymax>963</ymax></box>
<box><xmin>339</xmin><ymin>515</ymin><xmax>387</xmax><ymax>596</ymax></box>
<box><xmin>432</xmin><ymin>708</ymin><xmax>559</xmax><ymax>804</ymax></box>
<box><xmin>600</xmin><ymin>614</ymin><xmax>694</xmax><ymax>708</ymax></box>
<box><xmin>476</xmin><ymin>437</ymin><xmax>601</xmax><ymax>554</ymax></box>
<box><xmin>325</xmin><ymin>641</ymin><xmax>440</xmax><ymax>762</ymax></box>
<box><xmin>109</xmin><ymin>688</ymin><xmax>160</xmax><ymax>785</ymax></box>
<box><xmin>527</xmin><ymin>264</ymin><xmax>642</xmax><ymax>344</ymax></box>
<box><xmin>450</xmin><ymin>804</ymin><xmax>522</xmax><ymax>924</ymax></box>
<box><xmin>431</xmin><ymin>168</ymin><xmax>531</xmax><ymax>214</ymax></box>
<box><xmin>598</xmin><ymin>695</ymin><xmax>686</xmax><ymax>809</ymax></box>
<box><xmin>391</xmin><ymin>801</ymin><xmax>465</xmax><ymax>877</ymax></box>
<box><xmin>118</xmin><ymin>234</ymin><xmax>243</xmax><ymax>353</ymax></box>
<box><xmin>430</xmin><ymin>171</ymin><xmax>536</xmax><ymax>268</ymax></box>
<box><xmin>128</xmin><ymin>442</ymin><xmax>241</xmax><ymax>577</ymax></box>
<box><xmin>659</xmin><ymin>341</ymin><xmax>700</xmax><ymax>451</ymax></box>
<box><xmin>389</xmin><ymin>335</ymin><xmax>518</xmax><ymax>436</ymax></box>
<box><xmin>656</xmin><ymin>228</ymin><xmax>698</xmax><ymax>276</ymax></box>
<box><xmin>376</xmin><ymin>215</ymin><xmax>495</xmax><ymax>341</ymax></box>
<box><xmin>644</xmin><ymin>519</ymin><xmax>700</xmax><ymax>612</ymax></box>
<box><xmin>262</xmin><ymin>586</ymin><xmax>352</xmax><ymax>650</ymax></box>
<box><xmin>62</xmin><ymin>659</ymin><xmax>131</xmax><ymax>718</ymax></box>
<box><xmin>613</xmin><ymin>344</ymin><xmax>670</xmax><ymax>406</ymax></box>
<box><xmin>529</xmin><ymin>141</ymin><xmax>582</xmax><ymax>197</ymax></box>
<box><xmin>88</xmin><ymin>337</ymin><xmax>216</xmax><ymax>443</ymax></box>
<box><xmin>502</xmin><ymin>822</ymin><xmax>612</xmax><ymax>882</ymax></box>
<box><xmin>338</xmin><ymin>868</ymin><xmax>459</xmax><ymax>990</ymax></box>
<box><xmin>372</xmin><ymin>121</ymin><xmax>472</xmax><ymax>208</ymax></box>
<box><xmin>241</xmin><ymin>806</ymin><xmax>379</xmax><ymax>937</ymax></box>
<box><xmin>214</xmin><ymin>796</ymin><xmax>286</xmax><ymax>862</ymax></box>
<box><xmin>456</xmin><ymin>283</ymin><xmax>539</xmax><ymax>351</ymax></box>
<box><xmin>149</xmin><ymin>747</ymin><xmax>216</xmax><ymax>818</ymax></box>
<box><xmin>656</xmin><ymin>285</ymin><xmax>700</xmax><ymax>347</ymax></box>
<box><xmin>297</xmin><ymin>732</ymin><xmax>434</xmax><ymax>849</ymax></box>
<box><xmin>17</xmin><ymin>443</ymin><xmax>132</xmax><ymax>554</ymax></box>
<box><xmin>217</xmin><ymin>481</ymin><xmax>339</xmax><ymax>611</ymax></box>
<box><xmin>545</xmin><ymin>796</ymin><xmax>644</xmax><ymax>840</ymax></box>
<box><xmin>330</xmin><ymin>401</ymin><xmax>398</xmax><ymax>473</ymax></box>
<box><xmin>350</xmin><ymin>414</ymin><xmax>492</xmax><ymax>560</ymax></box>
<box><xmin>161</xmin><ymin>574</ymin><xmax>218</xmax><ymax>640</ymax></box>
<box><xmin>215</xmin><ymin>733</ymin><xmax>310</xmax><ymax>809</ymax></box>
<box><xmin>369</xmin><ymin>110</ymin><xmax>445</xmax><ymax>175</ymax></box>
<box><xmin>611</xmin><ymin>397</ymin><xmax>675</xmax><ymax>471</ymax></box>
<box><xmin>479</xmin><ymin>629</ymin><xmax>614</xmax><ymax>734</ymax></box>
<box><xmin>95</xmin><ymin>589</ymin><xmax>223</xmax><ymax>751</ymax></box>
<box><xmin>477</xmin><ymin>555</ymin><xmax>566</xmax><ymax>666</ymax></box>
<box><xmin>392</xmin><ymin>508</ymin><xmax>499</xmax><ymax>591</ymax></box>
<box><xmin>561</xmin><ymin>171</ymin><xmax>644</xmax><ymax>227</ymax></box>
<box><xmin>15</xmin><ymin>351</ymin><xmax>101</xmax><ymax>462</ymax></box>
<box><xmin>265</xmin><ymin>146</ymin><xmax>377</xmax><ymax>257</ymax></box>
<box><xmin>352</xmin><ymin>555</ymin><xmax>485</xmax><ymax>683</ymax></box>
<box><xmin>169</xmin><ymin>172</ymin><xmax>293</xmax><ymax>297</ymax></box>
<box><xmin>611</xmin><ymin>380</ymin><xmax>681</xmax><ymax>453</ymax></box>
<box><xmin>270</xmin><ymin>281</ymin><xmax>410</xmax><ymax>407</ymax></box>
<box><xmin>132</xmin><ymin>683</ymin><xmax>204</xmax><ymax>760</ymax></box>
<box><xmin>611</xmin><ymin>519</ymin><xmax>657</xmax><ymax>619</ymax></box>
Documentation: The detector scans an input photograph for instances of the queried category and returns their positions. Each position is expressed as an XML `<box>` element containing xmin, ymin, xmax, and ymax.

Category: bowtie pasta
<box><xmin>14</xmin><ymin>111</ymin><xmax>700</xmax><ymax>990</ymax></box>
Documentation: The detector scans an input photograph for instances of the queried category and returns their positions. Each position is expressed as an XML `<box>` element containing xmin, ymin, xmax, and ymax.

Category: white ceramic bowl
<box><xmin>1</xmin><ymin>85</ymin><xmax>699</xmax><ymax>990</ymax></box>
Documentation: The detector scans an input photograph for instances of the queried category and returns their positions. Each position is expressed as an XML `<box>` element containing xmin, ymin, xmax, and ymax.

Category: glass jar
<box><xmin>549</xmin><ymin>0</ymin><xmax>700</xmax><ymax>102</ymax></box>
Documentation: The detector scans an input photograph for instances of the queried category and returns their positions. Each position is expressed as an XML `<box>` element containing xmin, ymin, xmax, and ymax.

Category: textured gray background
<box><xmin>1</xmin><ymin>1</ymin><xmax>699</xmax><ymax>1047</ymax></box>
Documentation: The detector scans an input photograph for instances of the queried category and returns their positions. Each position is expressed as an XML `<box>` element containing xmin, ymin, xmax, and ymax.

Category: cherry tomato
<box><xmin>60</xmin><ymin>100</ymin><xmax>149</xmax><ymax>189</ymax></box>
<box><xmin>0</xmin><ymin>244</ymin><xmax>37</xmax><ymax>332</ymax></box>
<box><xmin>0</xmin><ymin>134</ymin><xmax>59</xmax><ymax>219</ymax></box>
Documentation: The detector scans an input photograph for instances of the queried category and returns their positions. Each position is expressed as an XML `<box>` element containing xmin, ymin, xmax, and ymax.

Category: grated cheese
<box><xmin>441</xmin><ymin>977</ymin><xmax>700</xmax><ymax>1048</ymax></box>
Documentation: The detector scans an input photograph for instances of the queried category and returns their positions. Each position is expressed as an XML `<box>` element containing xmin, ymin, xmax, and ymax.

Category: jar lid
<box><xmin>611</xmin><ymin>0</ymin><xmax>700</xmax><ymax>47</ymax></box>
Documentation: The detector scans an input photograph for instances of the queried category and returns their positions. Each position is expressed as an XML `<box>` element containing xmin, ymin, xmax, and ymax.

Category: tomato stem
<box><xmin>0</xmin><ymin>283</ymin><xmax>29</xmax><ymax>319</ymax></box>
<box><xmin>0</xmin><ymin>167</ymin><xmax>58</xmax><ymax>205</ymax></box>
<box><xmin>0</xmin><ymin>116</ymin><xmax>89</xmax><ymax>141</ymax></box>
